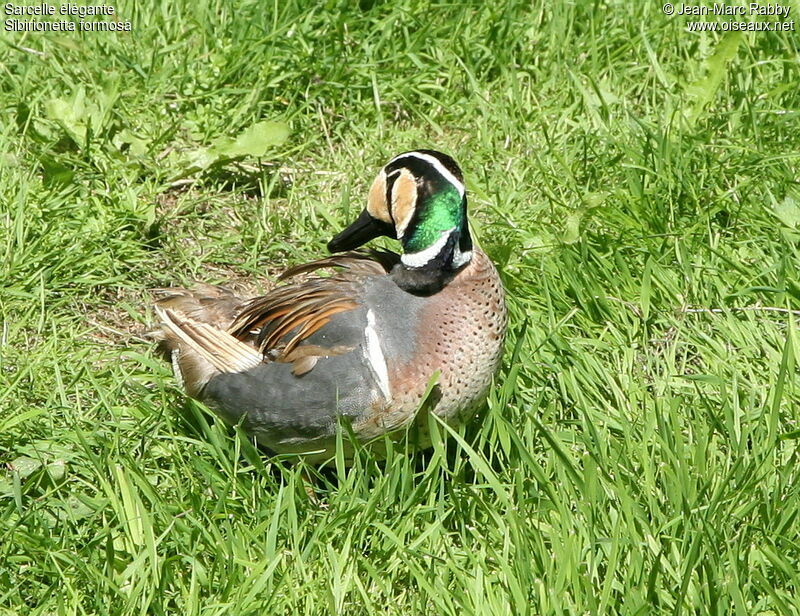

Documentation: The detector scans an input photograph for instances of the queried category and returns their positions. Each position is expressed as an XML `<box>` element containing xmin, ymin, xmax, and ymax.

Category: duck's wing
<box><xmin>228</xmin><ymin>250</ymin><xmax>398</xmax><ymax>358</ymax></box>
<box><xmin>154</xmin><ymin>250</ymin><xmax>399</xmax><ymax>392</ymax></box>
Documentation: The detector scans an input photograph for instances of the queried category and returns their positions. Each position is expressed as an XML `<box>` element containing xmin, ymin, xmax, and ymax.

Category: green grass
<box><xmin>2</xmin><ymin>1</ymin><xmax>800</xmax><ymax>614</ymax></box>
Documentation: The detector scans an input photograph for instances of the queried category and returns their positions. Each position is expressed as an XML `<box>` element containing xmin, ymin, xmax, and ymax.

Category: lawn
<box><xmin>1</xmin><ymin>1</ymin><xmax>800</xmax><ymax>614</ymax></box>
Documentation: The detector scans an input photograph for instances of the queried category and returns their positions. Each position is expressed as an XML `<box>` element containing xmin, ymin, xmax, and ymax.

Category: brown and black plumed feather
<box><xmin>155</xmin><ymin>250</ymin><xmax>400</xmax><ymax>387</ymax></box>
<box><xmin>228</xmin><ymin>250</ymin><xmax>398</xmax><ymax>357</ymax></box>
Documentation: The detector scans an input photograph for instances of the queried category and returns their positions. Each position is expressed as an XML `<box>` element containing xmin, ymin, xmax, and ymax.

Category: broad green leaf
<box><xmin>9</xmin><ymin>456</ymin><xmax>41</xmax><ymax>479</ymax></box>
<box><xmin>214</xmin><ymin>120</ymin><xmax>290</xmax><ymax>159</ymax></box>
<box><xmin>562</xmin><ymin>210</ymin><xmax>583</xmax><ymax>244</ymax></box>
<box><xmin>44</xmin><ymin>85</ymin><xmax>118</xmax><ymax>146</ymax></box>
<box><xmin>683</xmin><ymin>31</ymin><xmax>743</xmax><ymax>128</ymax></box>
<box><xmin>113</xmin><ymin>129</ymin><xmax>150</xmax><ymax>157</ymax></box>
<box><xmin>177</xmin><ymin>120</ymin><xmax>290</xmax><ymax>178</ymax></box>
<box><xmin>773</xmin><ymin>195</ymin><xmax>800</xmax><ymax>229</ymax></box>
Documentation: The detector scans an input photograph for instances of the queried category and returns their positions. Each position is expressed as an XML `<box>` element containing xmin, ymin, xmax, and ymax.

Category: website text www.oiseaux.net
<box><xmin>662</xmin><ymin>3</ymin><xmax>794</xmax><ymax>32</ymax></box>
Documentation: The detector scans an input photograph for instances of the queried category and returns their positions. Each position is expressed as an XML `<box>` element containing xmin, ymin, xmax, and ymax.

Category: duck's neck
<box><xmin>392</xmin><ymin>227</ymin><xmax>473</xmax><ymax>295</ymax></box>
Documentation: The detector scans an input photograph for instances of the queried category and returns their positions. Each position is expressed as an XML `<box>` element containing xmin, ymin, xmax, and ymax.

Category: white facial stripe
<box><xmin>388</xmin><ymin>152</ymin><xmax>465</xmax><ymax>197</ymax></box>
<box><xmin>364</xmin><ymin>309</ymin><xmax>391</xmax><ymax>399</ymax></box>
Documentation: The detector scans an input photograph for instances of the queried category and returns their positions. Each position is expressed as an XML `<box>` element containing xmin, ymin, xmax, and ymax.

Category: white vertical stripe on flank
<box><xmin>365</xmin><ymin>309</ymin><xmax>391</xmax><ymax>399</ymax></box>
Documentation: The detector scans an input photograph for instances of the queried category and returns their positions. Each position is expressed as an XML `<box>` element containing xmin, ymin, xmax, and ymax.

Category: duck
<box><xmin>153</xmin><ymin>149</ymin><xmax>507</xmax><ymax>462</ymax></box>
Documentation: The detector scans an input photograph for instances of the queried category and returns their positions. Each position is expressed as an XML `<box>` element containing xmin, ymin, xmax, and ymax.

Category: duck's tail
<box><xmin>150</xmin><ymin>285</ymin><xmax>261</xmax><ymax>396</ymax></box>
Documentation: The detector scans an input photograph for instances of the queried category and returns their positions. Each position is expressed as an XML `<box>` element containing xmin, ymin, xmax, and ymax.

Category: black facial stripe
<box><xmin>384</xmin><ymin>169</ymin><xmax>401</xmax><ymax>227</ymax></box>
<box><xmin>427</xmin><ymin>229</ymin><xmax>458</xmax><ymax>270</ymax></box>
<box><xmin>459</xmin><ymin>192</ymin><xmax>472</xmax><ymax>253</ymax></box>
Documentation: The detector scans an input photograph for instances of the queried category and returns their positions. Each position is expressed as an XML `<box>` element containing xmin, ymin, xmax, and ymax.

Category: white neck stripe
<box><xmin>401</xmin><ymin>229</ymin><xmax>453</xmax><ymax>268</ymax></box>
<box><xmin>401</xmin><ymin>227</ymin><xmax>472</xmax><ymax>269</ymax></box>
<box><xmin>389</xmin><ymin>152</ymin><xmax>465</xmax><ymax>197</ymax></box>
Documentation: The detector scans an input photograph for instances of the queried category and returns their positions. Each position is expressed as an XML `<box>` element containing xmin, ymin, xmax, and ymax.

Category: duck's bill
<box><xmin>327</xmin><ymin>209</ymin><xmax>395</xmax><ymax>252</ymax></box>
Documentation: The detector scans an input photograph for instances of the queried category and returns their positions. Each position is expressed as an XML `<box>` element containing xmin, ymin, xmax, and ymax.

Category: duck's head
<box><xmin>328</xmin><ymin>150</ymin><xmax>473</xmax><ymax>274</ymax></box>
